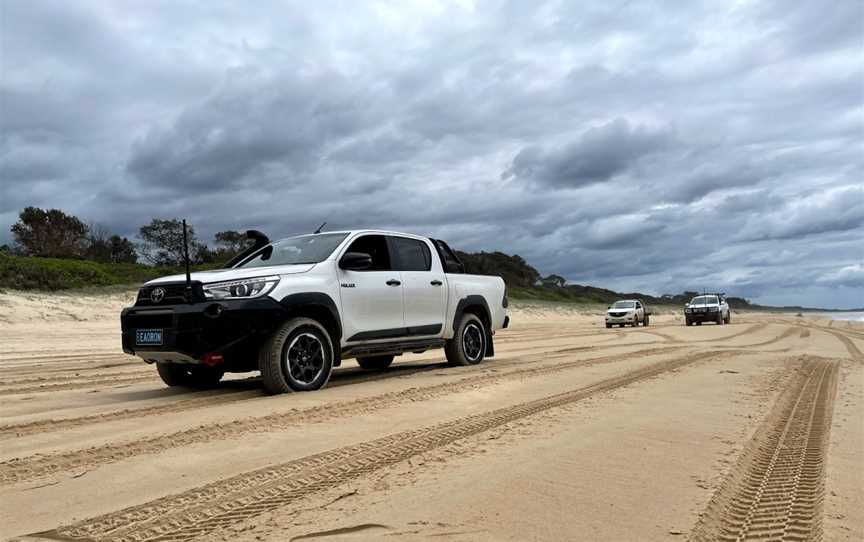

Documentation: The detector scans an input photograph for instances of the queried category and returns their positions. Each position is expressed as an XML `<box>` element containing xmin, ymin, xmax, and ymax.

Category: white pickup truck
<box><xmin>605</xmin><ymin>299</ymin><xmax>651</xmax><ymax>328</ymax></box>
<box><xmin>121</xmin><ymin>230</ymin><xmax>509</xmax><ymax>394</ymax></box>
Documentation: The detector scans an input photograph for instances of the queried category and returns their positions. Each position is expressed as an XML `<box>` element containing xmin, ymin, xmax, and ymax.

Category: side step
<box><xmin>342</xmin><ymin>339</ymin><xmax>446</xmax><ymax>359</ymax></box>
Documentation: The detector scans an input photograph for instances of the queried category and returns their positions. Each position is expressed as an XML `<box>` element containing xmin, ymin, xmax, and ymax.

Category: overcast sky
<box><xmin>1</xmin><ymin>0</ymin><xmax>862</xmax><ymax>308</ymax></box>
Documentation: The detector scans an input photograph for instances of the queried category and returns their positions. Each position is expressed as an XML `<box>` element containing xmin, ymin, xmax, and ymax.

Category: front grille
<box><xmin>609</xmin><ymin>312</ymin><xmax>628</xmax><ymax>318</ymax></box>
<box><xmin>136</xmin><ymin>282</ymin><xmax>205</xmax><ymax>306</ymax></box>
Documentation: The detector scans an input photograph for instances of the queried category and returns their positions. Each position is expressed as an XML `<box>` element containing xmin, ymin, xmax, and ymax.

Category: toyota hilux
<box><xmin>121</xmin><ymin>230</ymin><xmax>509</xmax><ymax>394</ymax></box>
<box><xmin>684</xmin><ymin>294</ymin><xmax>731</xmax><ymax>326</ymax></box>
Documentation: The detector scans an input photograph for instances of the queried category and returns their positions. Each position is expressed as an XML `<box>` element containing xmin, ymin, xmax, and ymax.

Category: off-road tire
<box><xmin>156</xmin><ymin>362</ymin><xmax>224</xmax><ymax>389</ymax></box>
<box><xmin>724</xmin><ymin>312</ymin><xmax>731</xmax><ymax>324</ymax></box>
<box><xmin>445</xmin><ymin>313</ymin><xmax>486</xmax><ymax>366</ymax></box>
<box><xmin>633</xmin><ymin>316</ymin><xmax>639</xmax><ymax>327</ymax></box>
<box><xmin>605</xmin><ymin>323</ymin><xmax>612</xmax><ymax>328</ymax></box>
<box><xmin>259</xmin><ymin>317</ymin><xmax>334</xmax><ymax>394</ymax></box>
<box><xmin>716</xmin><ymin>311</ymin><xmax>724</xmax><ymax>325</ymax></box>
<box><xmin>697</xmin><ymin>321</ymin><xmax>702</xmax><ymax>326</ymax></box>
<box><xmin>643</xmin><ymin>315</ymin><xmax>650</xmax><ymax>326</ymax></box>
<box><xmin>686</xmin><ymin>319</ymin><xmax>692</xmax><ymax>326</ymax></box>
<box><xmin>356</xmin><ymin>355</ymin><xmax>394</xmax><ymax>371</ymax></box>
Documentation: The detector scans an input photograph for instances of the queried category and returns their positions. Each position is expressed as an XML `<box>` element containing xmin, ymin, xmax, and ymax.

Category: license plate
<box><xmin>136</xmin><ymin>329</ymin><xmax>163</xmax><ymax>346</ymax></box>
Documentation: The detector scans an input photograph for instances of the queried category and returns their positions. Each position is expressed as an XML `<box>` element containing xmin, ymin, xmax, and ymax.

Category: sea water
<box><xmin>811</xmin><ymin>311</ymin><xmax>864</xmax><ymax>322</ymax></box>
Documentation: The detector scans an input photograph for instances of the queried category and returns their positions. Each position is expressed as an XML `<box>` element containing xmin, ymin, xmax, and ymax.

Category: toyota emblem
<box><xmin>150</xmin><ymin>287</ymin><xmax>166</xmax><ymax>303</ymax></box>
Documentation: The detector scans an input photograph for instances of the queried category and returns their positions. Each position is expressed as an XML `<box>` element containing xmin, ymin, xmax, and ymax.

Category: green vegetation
<box><xmin>0</xmin><ymin>253</ymin><xmax>212</xmax><ymax>291</ymax></box>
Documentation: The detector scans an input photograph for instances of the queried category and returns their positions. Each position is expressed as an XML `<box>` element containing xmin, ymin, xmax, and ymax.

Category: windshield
<box><xmin>690</xmin><ymin>295</ymin><xmax>718</xmax><ymax>305</ymax></box>
<box><xmin>237</xmin><ymin>233</ymin><xmax>349</xmax><ymax>268</ymax></box>
<box><xmin>612</xmin><ymin>301</ymin><xmax>635</xmax><ymax>309</ymax></box>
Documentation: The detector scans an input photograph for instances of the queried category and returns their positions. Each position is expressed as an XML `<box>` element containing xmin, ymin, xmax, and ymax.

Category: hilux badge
<box><xmin>150</xmin><ymin>287</ymin><xmax>166</xmax><ymax>303</ymax></box>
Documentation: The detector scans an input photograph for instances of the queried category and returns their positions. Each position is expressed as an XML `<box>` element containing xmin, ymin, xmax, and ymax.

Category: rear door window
<box><xmin>390</xmin><ymin>236</ymin><xmax>431</xmax><ymax>271</ymax></box>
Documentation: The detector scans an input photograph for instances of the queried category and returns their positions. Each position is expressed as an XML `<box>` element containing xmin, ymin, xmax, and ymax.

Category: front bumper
<box><xmin>685</xmin><ymin>310</ymin><xmax>719</xmax><ymax>322</ymax></box>
<box><xmin>606</xmin><ymin>314</ymin><xmax>635</xmax><ymax>323</ymax></box>
<box><xmin>121</xmin><ymin>296</ymin><xmax>287</xmax><ymax>368</ymax></box>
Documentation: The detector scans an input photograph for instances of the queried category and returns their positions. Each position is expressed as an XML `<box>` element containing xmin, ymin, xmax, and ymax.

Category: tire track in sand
<box><xmin>689</xmin><ymin>357</ymin><xmax>838</xmax><ymax>541</ymax></box>
<box><xmin>635</xmin><ymin>323</ymin><xmax>766</xmax><ymax>344</ymax></box>
<box><xmin>825</xmin><ymin>330</ymin><xmax>864</xmax><ymax>364</ymax></box>
<box><xmin>0</xmin><ymin>373</ymin><xmax>157</xmax><ymax>395</ymax></box>
<box><xmin>0</xmin><ymin>339</ymin><xmax>674</xmax><ymax>439</ymax></box>
<box><xmin>32</xmin><ymin>350</ymin><xmax>730</xmax><ymax>542</ymax></box>
<box><xmin>0</xmin><ymin>345</ymin><xmax>688</xmax><ymax>485</ymax></box>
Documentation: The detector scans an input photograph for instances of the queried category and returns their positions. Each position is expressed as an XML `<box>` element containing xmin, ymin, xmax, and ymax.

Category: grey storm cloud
<box><xmin>1</xmin><ymin>0</ymin><xmax>862</xmax><ymax>308</ymax></box>
<box><xmin>502</xmin><ymin>119</ymin><xmax>674</xmax><ymax>188</ymax></box>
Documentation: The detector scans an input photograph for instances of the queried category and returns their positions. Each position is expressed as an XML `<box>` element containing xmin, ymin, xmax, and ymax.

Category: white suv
<box><xmin>684</xmin><ymin>294</ymin><xmax>731</xmax><ymax>326</ymax></box>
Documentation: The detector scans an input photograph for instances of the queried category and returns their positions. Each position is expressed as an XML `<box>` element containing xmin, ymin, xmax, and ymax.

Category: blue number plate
<box><xmin>136</xmin><ymin>329</ymin><xmax>163</xmax><ymax>346</ymax></box>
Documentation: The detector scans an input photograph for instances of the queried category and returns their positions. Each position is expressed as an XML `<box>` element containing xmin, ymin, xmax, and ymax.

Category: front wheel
<box><xmin>446</xmin><ymin>313</ymin><xmax>486</xmax><ymax>366</ymax></box>
<box><xmin>725</xmin><ymin>312</ymin><xmax>731</xmax><ymax>324</ymax></box>
<box><xmin>156</xmin><ymin>362</ymin><xmax>224</xmax><ymax>389</ymax></box>
<box><xmin>259</xmin><ymin>318</ymin><xmax>334</xmax><ymax>394</ymax></box>
<box><xmin>643</xmin><ymin>315</ymin><xmax>650</xmax><ymax>326</ymax></box>
<box><xmin>356</xmin><ymin>355</ymin><xmax>394</xmax><ymax>371</ymax></box>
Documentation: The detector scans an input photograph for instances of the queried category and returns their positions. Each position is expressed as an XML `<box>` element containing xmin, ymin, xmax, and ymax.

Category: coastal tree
<box><xmin>138</xmin><ymin>218</ymin><xmax>208</xmax><ymax>266</ymax></box>
<box><xmin>10</xmin><ymin>207</ymin><xmax>89</xmax><ymax>258</ymax></box>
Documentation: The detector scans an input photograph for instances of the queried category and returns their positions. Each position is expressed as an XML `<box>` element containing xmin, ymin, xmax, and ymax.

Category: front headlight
<box><xmin>685</xmin><ymin>308</ymin><xmax>692</xmax><ymax>313</ymax></box>
<box><xmin>203</xmin><ymin>276</ymin><xmax>280</xmax><ymax>300</ymax></box>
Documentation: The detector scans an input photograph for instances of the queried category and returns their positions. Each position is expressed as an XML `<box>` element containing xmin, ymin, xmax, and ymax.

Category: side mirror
<box><xmin>340</xmin><ymin>252</ymin><xmax>372</xmax><ymax>271</ymax></box>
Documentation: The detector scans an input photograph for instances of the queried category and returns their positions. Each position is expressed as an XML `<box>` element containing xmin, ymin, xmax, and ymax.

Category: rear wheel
<box><xmin>156</xmin><ymin>362</ymin><xmax>224</xmax><ymax>389</ymax></box>
<box><xmin>259</xmin><ymin>318</ymin><xmax>334</xmax><ymax>394</ymax></box>
<box><xmin>446</xmin><ymin>313</ymin><xmax>486</xmax><ymax>366</ymax></box>
<box><xmin>356</xmin><ymin>355</ymin><xmax>394</xmax><ymax>371</ymax></box>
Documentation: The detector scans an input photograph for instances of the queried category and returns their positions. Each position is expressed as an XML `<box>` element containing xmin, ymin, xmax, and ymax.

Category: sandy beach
<box><xmin>0</xmin><ymin>290</ymin><xmax>861</xmax><ymax>541</ymax></box>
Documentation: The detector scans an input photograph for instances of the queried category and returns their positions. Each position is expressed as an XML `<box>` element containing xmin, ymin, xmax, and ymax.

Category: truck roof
<box><xmin>275</xmin><ymin>230</ymin><xmax>430</xmax><ymax>243</ymax></box>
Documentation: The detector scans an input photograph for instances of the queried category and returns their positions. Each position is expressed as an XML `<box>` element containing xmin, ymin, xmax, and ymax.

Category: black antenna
<box><xmin>182</xmin><ymin>219</ymin><xmax>192</xmax><ymax>300</ymax></box>
<box><xmin>314</xmin><ymin>221</ymin><xmax>327</xmax><ymax>234</ymax></box>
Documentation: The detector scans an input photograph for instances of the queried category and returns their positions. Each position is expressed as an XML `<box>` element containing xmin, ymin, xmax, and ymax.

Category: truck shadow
<box><xmin>111</xmin><ymin>360</ymin><xmax>447</xmax><ymax>402</ymax></box>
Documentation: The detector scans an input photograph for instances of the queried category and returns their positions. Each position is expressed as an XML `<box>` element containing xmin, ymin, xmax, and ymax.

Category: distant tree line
<box><xmin>2</xmin><ymin>207</ymin><xmax>251</xmax><ymax>266</ymax></box>
<box><xmin>2</xmin><ymin>206</ymin><xmax>755</xmax><ymax>307</ymax></box>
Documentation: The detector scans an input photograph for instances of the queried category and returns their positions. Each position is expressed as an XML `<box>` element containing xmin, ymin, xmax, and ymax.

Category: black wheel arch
<box><xmin>278</xmin><ymin>293</ymin><xmax>343</xmax><ymax>366</ymax></box>
<box><xmin>453</xmin><ymin>295</ymin><xmax>495</xmax><ymax>357</ymax></box>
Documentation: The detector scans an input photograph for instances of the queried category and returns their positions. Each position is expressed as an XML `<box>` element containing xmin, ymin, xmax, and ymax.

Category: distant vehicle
<box><xmin>605</xmin><ymin>299</ymin><xmax>651</xmax><ymax>328</ymax></box>
<box><xmin>121</xmin><ymin>230</ymin><xmax>509</xmax><ymax>394</ymax></box>
<box><xmin>684</xmin><ymin>294</ymin><xmax>730</xmax><ymax>326</ymax></box>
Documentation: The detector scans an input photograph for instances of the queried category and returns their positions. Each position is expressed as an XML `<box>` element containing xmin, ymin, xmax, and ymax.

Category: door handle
<box><xmin>430</xmin><ymin>280</ymin><xmax>443</xmax><ymax>286</ymax></box>
<box><xmin>386</xmin><ymin>279</ymin><xmax>401</xmax><ymax>286</ymax></box>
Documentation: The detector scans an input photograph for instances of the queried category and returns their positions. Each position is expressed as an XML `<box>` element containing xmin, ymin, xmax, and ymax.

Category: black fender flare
<box><xmin>278</xmin><ymin>292</ymin><xmax>343</xmax><ymax>365</ymax></box>
<box><xmin>452</xmin><ymin>295</ymin><xmax>495</xmax><ymax>357</ymax></box>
